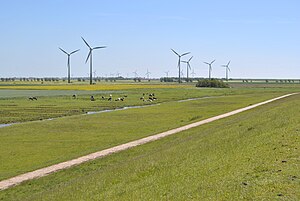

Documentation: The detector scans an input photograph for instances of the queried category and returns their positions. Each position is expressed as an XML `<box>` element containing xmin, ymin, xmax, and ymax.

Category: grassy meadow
<box><xmin>0</xmin><ymin>89</ymin><xmax>299</xmax><ymax>200</ymax></box>
<box><xmin>0</xmin><ymin>81</ymin><xmax>299</xmax><ymax>200</ymax></box>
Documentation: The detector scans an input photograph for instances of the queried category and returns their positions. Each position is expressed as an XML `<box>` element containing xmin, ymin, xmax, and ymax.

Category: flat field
<box><xmin>0</xmin><ymin>82</ymin><xmax>299</xmax><ymax>200</ymax></box>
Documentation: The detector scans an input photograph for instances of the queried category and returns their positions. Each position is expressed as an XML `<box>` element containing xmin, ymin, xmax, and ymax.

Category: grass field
<box><xmin>0</xmin><ymin>82</ymin><xmax>299</xmax><ymax>200</ymax></box>
<box><xmin>0</xmin><ymin>92</ymin><xmax>299</xmax><ymax>200</ymax></box>
<box><xmin>0</xmin><ymin>91</ymin><xmax>287</xmax><ymax>180</ymax></box>
<box><xmin>1</xmin><ymin>84</ymin><xmax>299</xmax><ymax>124</ymax></box>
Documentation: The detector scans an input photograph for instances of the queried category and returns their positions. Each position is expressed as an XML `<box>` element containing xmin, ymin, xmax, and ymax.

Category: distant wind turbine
<box><xmin>181</xmin><ymin>56</ymin><xmax>193</xmax><ymax>80</ymax></box>
<box><xmin>81</xmin><ymin>37</ymin><xmax>106</xmax><ymax>85</ymax></box>
<box><xmin>133</xmin><ymin>70</ymin><xmax>138</xmax><ymax>78</ymax></box>
<box><xmin>180</xmin><ymin>69</ymin><xmax>184</xmax><ymax>78</ymax></box>
<box><xmin>59</xmin><ymin>48</ymin><xmax>80</xmax><ymax>83</ymax></box>
<box><xmin>116</xmin><ymin>72</ymin><xmax>121</xmax><ymax>77</ymax></box>
<box><xmin>221</xmin><ymin>61</ymin><xmax>231</xmax><ymax>81</ymax></box>
<box><xmin>203</xmin><ymin>60</ymin><xmax>216</xmax><ymax>80</ymax></box>
<box><xmin>165</xmin><ymin>71</ymin><xmax>169</xmax><ymax>78</ymax></box>
<box><xmin>145</xmin><ymin>69</ymin><xmax>151</xmax><ymax>79</ymax></box>
<box><xmin>171</xmin><ymin>49</ymin><xmax>190</xmax><ymax>83</ymax></box>
<box><xmin>93</xmin><ymin>70</ymin><xmax>97</xmax><ymax>78</ymax></box>
<box><xmin>191</xmin><ymin>69</ymin><xmax>196</xmax><ymax>78</ymax></box>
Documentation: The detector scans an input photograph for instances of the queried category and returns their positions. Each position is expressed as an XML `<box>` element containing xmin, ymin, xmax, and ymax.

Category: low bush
<box><xmin>196</xmin><ymin>79</ymin><xmax>229</xmax><ymax>88</ymax></box>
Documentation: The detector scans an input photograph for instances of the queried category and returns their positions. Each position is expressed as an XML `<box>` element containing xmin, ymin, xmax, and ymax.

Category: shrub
<box><xmin>196</xmin><ymin>79</ymin><xmax>229</xmax><ymax>88</ymax></box>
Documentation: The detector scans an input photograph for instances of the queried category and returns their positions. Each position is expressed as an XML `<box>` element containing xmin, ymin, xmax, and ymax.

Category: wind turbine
<box><xmin>59</xmin><ymin>48</ymin><xmax>80</xmax><ymax>83</ymax></box>
<box><xmin>133</xmin><ymin>70</ymin><xmax>138</xmax><ymax>78</ymax></box>
<box><xmin>221</xmin><ymin>61</ymin><xmax>231</xmax><ymax>81</ymax></box>
<box><xmin>81</xmin><ymin>37</ymin><xmax>106</xmax><ymax>85</ymax></box>
<box><xmin>171</xmin><ymin>49</ymin><xmax>190</xmax><ymax>83</ymax></box>
<box><xmin>181</xmin><ymin>56</ymin><xmax>193</xmax><ymax>80</ymax></box>
<box><xmin>203</xmin><ymin>60</ymin><xmax>216</xmax><ymax>80</ymax></box>
<box><xmin>191</xmin><ymin>69</ymin><xmax>196</xmax><ymax>78</ymax></box>
<box><xmin>93</xmin><ymin>70</ymin><xmax>97</xmax><ymax>78</ymax></box>
<box><xmin>180</xmin><ymin>69</ymin><xmax>184</xmax><ymax>78</ymax></box>
<box><xmin>165</xmin><ymin>71</ymin><xmax>169</xmax><ymax>78</ymax></box>
<box><xmin>116</xmin><ymin>72</ymin><xmax>121</xmax><ymax>77</ymax></box>
<box><xmin>145</xmin><ymin>69</ymin><xmax>151</xmax><ymax>80</ymax></box>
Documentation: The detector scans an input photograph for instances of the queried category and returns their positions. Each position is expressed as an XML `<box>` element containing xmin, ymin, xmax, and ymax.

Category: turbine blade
<box><xmin>228</xmin><ymin>67</ymin><xmax>231</xmax><ymax>72</ymax></box>
<box><xmin>81</xmin><ymin>37</ymin><xmax>91</xmax><ymax>49</ymax></box>
<box><xmin>59</xmin><ymin>48</ymin><xmax>68</xmax><ymax>55</ymax></box>
<box><xmin>188</xmin><ymin>63</ymin><xmax>191</xmax><ymax>69</ymax></box>
<box><xmin>227</xmin><ymin>60</ymin><xmax>231</xmax><ymax>66</ymax></box>
<box><xmin>181</xmin><ymin>52</ymin><xmax>190</xmax><ymax>57</ymax></box>
<box><xmin>181</xmin><ymin>61</ymin><xmax>187</xmax><ymax>63</ymax></box>
<box><xmin>210</xmin><ymin>59</ymin><xmax>216</xmax><ymax>64</ymax></box>
<box><xmin>70</xmin><ymin>49</ymin><xmax>80</xmax><ymax>55</ymax></box>
<box><xmin>188</xmin><ymin>56</ymin><xmax>193</xmax><ymax>62</ymax></box>
<box><xmin>171</xmin><ymin>49</ymin><xmax>180</xmax><ymax>57</ymax></box>
<box><xmin>85</xmin><ymin>51</ymin><xmax>91</xmax><ymax>63</ymax></box>
<box><xmin>93</xmin><ymin>46</ymin><xmax>107</xmax><ymax>50</ymax></box>
<box><xmin>204</xmin><ymin>62</ymin><xmax>210</xmax><ymax>65</ymax></box>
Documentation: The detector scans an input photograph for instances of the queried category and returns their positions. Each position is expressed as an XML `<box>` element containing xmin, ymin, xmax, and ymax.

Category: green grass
<box><xmin>1</xmin><ymin>86</ymin><xmax>299</xmax><ymax>124</ymax></box>
<box><xmin>1</xmin><ymin>93</ymin><xmax>299</xmax><ymax>200</ymax></box>
<box><xmin>0</xmin><ymin>90</ymin><xmax>290</xmax><ymax>181</ymax></box>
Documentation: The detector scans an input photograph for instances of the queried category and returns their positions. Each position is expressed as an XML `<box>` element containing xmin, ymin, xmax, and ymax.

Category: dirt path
<box><xmin>0</xmin><ymin>93</ymin><xmax>298</xmax><ymax>190</ymax></box>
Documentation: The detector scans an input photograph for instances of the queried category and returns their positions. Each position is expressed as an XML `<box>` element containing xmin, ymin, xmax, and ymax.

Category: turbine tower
<box><xmin>203</xmin><ymin>60</ymin><xmax>216</xmax><ymax>80</ymax></box>
<box><xmin>81</xmin><ymin>37</ymin><xmax>106</xmax><ymax>85</ymax></box>
<box><xmin>171</xmin><ymin>49</ymin><xmax>190</xmax><ymax>83</ymax></box>
<box><xmin>181</xmin><ymin>56</ymin><xmax>193</xmax><ymax>80</ymax></box>
<box><xmin>222</xmin><ymin>61</ymin><xmax>231</xmax><ymax>81</ymax></box>
<box><xmin>59</xmin><ymin>48</ymin><xmax>79</xmax><ymax>83</ymax></box>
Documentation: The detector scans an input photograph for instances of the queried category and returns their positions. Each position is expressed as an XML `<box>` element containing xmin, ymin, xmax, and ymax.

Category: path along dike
<box><xmin>0</xmin><ymin>93</ymin><xmax>298</xmax><ymax>190</ymax></box>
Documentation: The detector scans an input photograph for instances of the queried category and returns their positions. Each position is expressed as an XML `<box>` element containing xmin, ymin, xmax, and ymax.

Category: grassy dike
<box><xmin>0</xmin><ymin>94</ymin><xmax>299</xmax><ymax>200</ymax></box>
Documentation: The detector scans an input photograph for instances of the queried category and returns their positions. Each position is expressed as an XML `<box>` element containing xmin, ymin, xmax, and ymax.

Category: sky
<box><xmin>0</xmin><ymin>0</ymin><xmax>299</xmax><ymax>79</ymax></box>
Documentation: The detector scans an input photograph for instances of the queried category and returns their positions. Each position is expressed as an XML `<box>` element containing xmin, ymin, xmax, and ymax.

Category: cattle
<box><xmin>29</xmin><ymin>97</ymin><xmax>37</xmax><ymax>101</ymax></box>
<box><xmin>90</xmin><ymin>95</ymin><xmax>95</xmax><ymax>101</ymax></box>
<box><xmin>72</xmin><ymin>94</ymin><xmax>77</xmax><ymax>99</ymax></box>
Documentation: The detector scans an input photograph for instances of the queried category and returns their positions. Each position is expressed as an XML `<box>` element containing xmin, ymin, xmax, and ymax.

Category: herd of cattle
<box><xmin>29</xmin><ymin>93</ymin><xmax>158</xmax><ymax>102</ymax></box>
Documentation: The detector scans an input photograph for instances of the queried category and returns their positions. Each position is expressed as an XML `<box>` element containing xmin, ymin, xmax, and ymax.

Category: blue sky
<box><xmin>0</xmin><ymin>0</ymin><xmax>299</xmax><ymax>79</ymax></box>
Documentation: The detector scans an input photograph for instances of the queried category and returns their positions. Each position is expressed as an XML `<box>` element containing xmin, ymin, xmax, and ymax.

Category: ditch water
<box><xmin>177</xmin><ymin>96</ymin><xmax>213</xmax><ymax>102</ymax></box>
<box><xmin>0</xmin><ymin>124</ymin><xmax>13</xmax><ymax>128</ymax></box>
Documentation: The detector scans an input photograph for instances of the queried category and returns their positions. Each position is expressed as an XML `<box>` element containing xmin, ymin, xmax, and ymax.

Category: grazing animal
<box><xmin>72</xmin><ymin>94</ymin><xmax>77</xmax><ymax>99</ymax></box>
<box><xmin>90</xmin><ymin>95</ymin><xmax>95</xmax><ymax>101</ymax></box>
<box><xmin>101</xmin><ymin>96</ymin><xmax>105</xmax><ymax>100</ymax></box>
<box><xmin>32</xmin><ymin>97</ymin><xmax>37</xmax><ymax>100</ymax></box>
<box><xmin>29</xmin><ymin>97</ymin><xmax>33</xmax><ymax>101</ymax></box>
<box><xmin>124</xmin><ymin>95</ymin><xmax>128</xmax><ymax>97</ymax></box>
<box><xmin>120</xmin><ymin>97</ymin><xmax>124</xmax><ymax>101</ymax></box>
<box><xmin>108</xmin><ymin>97</ymin><xmax>112</xmax><ymax>101</ymax></box>
<box><xmin>140</xmin><ymin>97</ymin><xmax>144</xmax><ymax>100</ymax></box>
